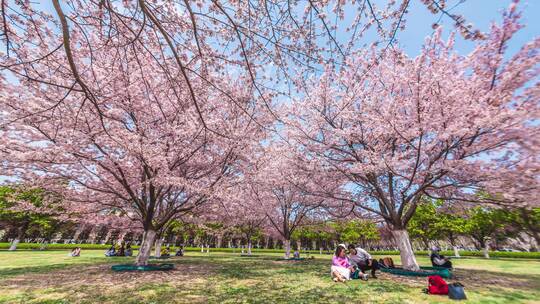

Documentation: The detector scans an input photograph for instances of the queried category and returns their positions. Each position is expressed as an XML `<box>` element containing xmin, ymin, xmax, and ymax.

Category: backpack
<box><xmin>428</xmin><ymin>275</ymin><xmax>449</xmax><ymax>295</ymax></box>
<box><xmin>379</xmin><ymin>257</ymin><xmax>395</xmax><ymax>268</ymax></box>
<box><xmin>448</xmin><ymin>282</ymin><xmax>467</xmax><ymax>300</ymax></box>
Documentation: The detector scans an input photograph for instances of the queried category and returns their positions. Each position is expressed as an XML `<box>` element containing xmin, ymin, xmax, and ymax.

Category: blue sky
<box><xmin>393</xmin><ymin>0</ymin><xmax>539</xmax><ymax>56</ymax></box>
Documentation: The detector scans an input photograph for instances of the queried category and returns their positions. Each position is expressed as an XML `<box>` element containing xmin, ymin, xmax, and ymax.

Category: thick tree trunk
<box><xmin>200</xmin><ymin>243</ymin><xmax>204</xmax><ymax>253</ymax></box>
<box><xmin>483</xmin><ymin>246</ymin><xmax>490</xmax><ymax>258</ymax></box>
<box><xmin>453</xmin><ymin>246</ymin><xmax>460</xmax><ymax>257</ymax></box>
<box><xmin>296</xmin><ymin>240</ymin><xmax>301</xmax><ymax>252</ymax></box>
<box><xmin>284</xmin><ymin>239</ymin><xmax>291</xmax><ymax>259</ymax></box>
<box><xmin>88</xmin><ymin>227</ymin><xmax>97</xmax><ymax>244</ymax></box>
<box><xmin>392</xmin><ymin>229</ymin><xmax>420</xmax><ymax>271</ymax></box>
<box><xmin>9</xmin><ymin>227</ymin><xmax>26</xmax><ymax>251</ymax></box>
<box><xmin>103</xmin><ymin>230</ymin><xmax>112</xmax><ymax>244</ymax></box>
<box><xmin>320</xmin><ymin>247</ymin><xmax>323</xmax><ymax>255</ymax></box>
<box><xmin>154</xmin><ymin>238</ymin><xmax>163</xmax><ymax>258</ymax></box>
<box><xmin>136</xmin><ymin>229</ymin><xmax>157</xmax><ymax>266</ymax></box>
<box><xmin>247</xmin><ymin>240</ymin><xmax>252</xmax><ymax>255</ymax></box>
<box><xmin>72</xmin><ymin>225</ymin><xmax>84</xmax><ymax>242</ymax></box>
<box><xmin>9</xmin><ymin>239</ymin><xmax>20</xmax><ymax>251</ymax></box>
<box><xmin>216</xmin><ymin>235</ymin><xmax>223</xmax><ymax>248</ymax></box>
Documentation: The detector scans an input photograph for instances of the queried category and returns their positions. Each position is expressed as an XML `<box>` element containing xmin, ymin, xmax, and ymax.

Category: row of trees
<box><xmin>3</xmin><ymin>185</ymin><xmax>537</xmax><ymax>258</ymax></box>
<box><xmin>409</xmin><ymin>200</ymin><xmax>540</xmax><ymax>255</ymax></box>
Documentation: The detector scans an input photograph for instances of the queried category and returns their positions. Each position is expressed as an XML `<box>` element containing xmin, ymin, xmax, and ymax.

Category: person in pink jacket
<box><xmin>331</xmin><ymin>245</ymin><xmax>355</xmax><ymax>282</ymax></box>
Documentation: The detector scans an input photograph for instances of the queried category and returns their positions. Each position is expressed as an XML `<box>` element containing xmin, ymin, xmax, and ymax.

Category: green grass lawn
<box><xmin>0</xmin><ymin>250</ymin><xmax>539</xmax><ymax>304</ymax></box>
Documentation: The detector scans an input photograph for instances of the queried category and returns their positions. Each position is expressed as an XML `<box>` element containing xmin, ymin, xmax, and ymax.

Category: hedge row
<box><xmin>1</xmin><ymin>243</ymin><xmax>539</xmax><ymax>259</ymax></box>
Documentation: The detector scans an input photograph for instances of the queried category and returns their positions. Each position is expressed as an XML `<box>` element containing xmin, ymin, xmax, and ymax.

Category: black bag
<box><xmin>448</xmin><ymin>282</ymin><xmax>467</xmax><ymax>300</ymax></box>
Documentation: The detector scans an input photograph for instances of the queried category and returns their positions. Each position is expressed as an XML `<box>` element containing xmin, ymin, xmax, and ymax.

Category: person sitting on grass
<box><xmin>69</xmin><ymin>247</ymin><xmax>81</xmax><ymax>257</ymax></box>
<box><xmin>348</xmin><ymin>244</ymin><xmax>380</xmax><ymax>278</ymax></box>
<box><xmin>331</xmin><ymin>245</ymin><xmax>356</xmax><ymax>282</ymax></box>
<box><xmin>161</xmin><ymin>245</ymin><xmax>171</xmax><ymax>257</ymax></box>
<box><xmin>430</xmin><ymin>247</ymin><xmax>452</xmax><ymax>269</ymax></box>
<box><xmin>125</xmin><ymin>244</ymin><xmax>133</xmax><ymax>256</ymax></box>
<box><xmin>105</xmin><ymin>245</ymin><xmax>116</xmax><ymax>257</ymax></box>
<box><xmin>293</xmin><ymin>249</ymin><xmax>300</xmax><ymax>259</ymax></box>
<box><xmin>175</xmin><ymin>246</ymin><xmax>184</xmax><ymax>256</ymax></box>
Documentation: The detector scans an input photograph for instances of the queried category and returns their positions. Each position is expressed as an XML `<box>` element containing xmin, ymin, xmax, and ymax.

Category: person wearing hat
<box><xmin>331</xmin><ymin>244</ymin><xmax>356</xmax><ymax>282</ymax></box>
<box><xmin>430</xmin><ymin>247</ymin><xmax>452</xmax><ymax>269</ymax></box>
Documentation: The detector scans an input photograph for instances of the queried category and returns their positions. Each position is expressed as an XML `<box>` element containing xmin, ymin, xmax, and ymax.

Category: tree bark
<box><xmin>247</xmin><ymin>240</ymin><xmax>252</xmax><ymax>255</ymax></box>
<box><xmin>8</xmin><ymin>239</ymin><xmax>20</xmax><ymax>251</ymax></box>
<box><xmin>136</xmin><ymin>229</ymin><xmax>157</xmax><ymax>266</ymax></box>
<box><xmin>453</xmin><ymin>246</ymin><xmax>460</xmax><ymax>257</ymax></box>
<box><xmin>284</xmin><ymin>239</ymin><xmax>291</xmax><ymax>259</ymax></box>
<box><xmin>483</xmin><ymin>237</ymin><xmax>491</xmax><ymax>258</ymax></box>
<box><xmin>72</xmin><ymin>225</ymin><xmax>84</xmax><ymax>242</ymax></box>
<box><xmin>216</xmin><ymin>234</ymin><xmax>223</xmax><ymax>248</ymax></box>
<box><xmin>88</xmin><ymin>227</ymin><xmax>98</xmax><ymax>244</ymax></box>
<box><xmin>392</xmin><ymin>229</ymin><xmax>420</xmax><ymax>271</ymax></box>
<box><xmin>154</xmin><ymin>238</ymin><xmax>163</xmax><ymax>258</ymax></box>
<box><xmin>103</xmin><ymin>230</ymin><xmax>112</xmax><ymax>244</ymax></box>
<box><xmin>9</xmin><ymin>226</ymin><xmax>26</xmax><ymax>251</ymax></box>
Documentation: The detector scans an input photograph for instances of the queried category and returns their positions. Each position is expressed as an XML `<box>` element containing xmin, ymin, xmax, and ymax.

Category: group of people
<box><xmin>331</xmin><ymin>244</ymin><xmax>380</xmax><ymax>282</ymax></box>
<box><xmin>161</xmin><ymin>245</ymin><xmax>185</xmax><ymax>257</ymax></box>
<box><xmin>105</xmin><ymin>243</ymin><xmax>133</xmax><ymax>257</ymax></box>
<box><xmin>331</xmin><ymin>244</ymin><xmax>454</xmax><ymax>282</ymax></box>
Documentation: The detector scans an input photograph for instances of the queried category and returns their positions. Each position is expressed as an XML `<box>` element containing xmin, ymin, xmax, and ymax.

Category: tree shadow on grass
<box><xmin>0</xmin><ymin>256</ymin><xmax>134</xmax><ymax>280</ymax></box>
<box><xmin>378</xmin><ymin>267</ymin><xmax>540</xmax><ymax>293</ymax></box>
<box><xmin>203</xmin><ymin>278</ymin><xmax>413</xmax><ymax>304</ymax></box>
<box><xmin>452</xmin><ymin>268</ymin><xmax>540</xmax><ymax>291</ymax></box>
<box><xmin>0</xmin><ymin>264</ymin><xmax>78</xmax><ymax>279</ymax></box>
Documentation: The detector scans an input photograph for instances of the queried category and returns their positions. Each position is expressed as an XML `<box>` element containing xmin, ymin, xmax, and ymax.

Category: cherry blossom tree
<box><xmin>222</xmin><ymin>185</ymin><xmax>268</xmax><ymax>255</ymax></box>
<box><xmin>245</xmin><ymin>144</ymin><xmax>339</xmax><ymax>259</ymax></box>
<box><xmin>0</xmin><ymin>9</ymin><xmax>265</xmax><ymax>264</ymax></box>
<box><xmin>286</xmin><ymin>4</ymin><xmax>539</xmax><ymax>270</ymax></box>
<box><xmin>0</xmin><ymin>0</ymin><xmax>489</xmax><ymax>130</ymax></box>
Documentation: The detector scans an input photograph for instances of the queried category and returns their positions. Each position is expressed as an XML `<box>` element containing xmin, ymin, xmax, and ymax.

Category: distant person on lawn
<box><xmin>161</xmin><ymin>245</ymin><xmax>171</xmax><ymax>257</ymax></box>
<box><xmin>348</xmin><ymin>244</ymin><xmax>380</xmax><ymax>278</ymax></box>
<box><xmin>331</xmin><ymin>245</ymin><xmax>355</xmax><ymax>282</ymax></box>
<box><xmin>125</xmin><ymin>244</ymin><xmax>133</xmax><ymax>256</ymax></box>
<box><xmin>430</xmin><ymin>247</ymin><xmax>452</xmax><ymax>269</ymax></box>
<box><xmin>69</xmin><ymin>247</ymin><xmax>81</xmax><ymax>257</ymax></box>
<box><xmin>105</xmin><ymin>245</ymin><xmax>116</xmax><ymax>257</ymax></box>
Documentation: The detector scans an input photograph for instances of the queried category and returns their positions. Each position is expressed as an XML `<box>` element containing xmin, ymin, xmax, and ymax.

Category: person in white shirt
<box><xmin>348</xmin><ymin>244</ymin><xmax>380</xmax><ymax>278</ymax></box>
